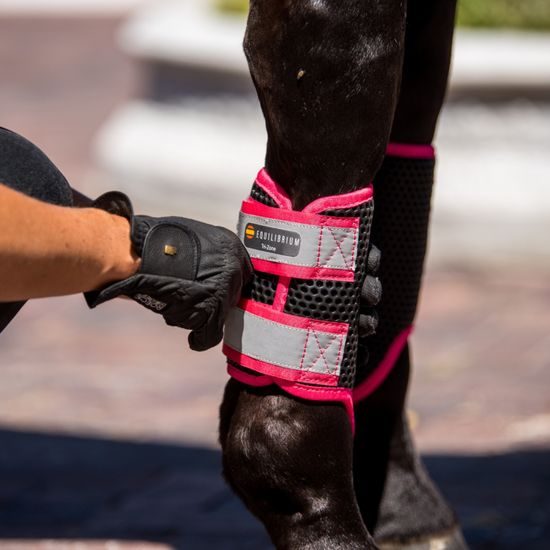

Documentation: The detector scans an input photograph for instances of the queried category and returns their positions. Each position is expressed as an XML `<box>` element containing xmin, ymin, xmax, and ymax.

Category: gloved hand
<box><xmin>85</xmin><ymin>192</ymin><xmax>252</xmax><ymax>351</ymax></box>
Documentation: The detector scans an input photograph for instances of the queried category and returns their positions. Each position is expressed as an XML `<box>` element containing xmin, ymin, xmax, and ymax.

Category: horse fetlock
<box><xmin>220</xmin><ymin>382</ymin><xmax>374</xmax><ymax>548</ymax></box>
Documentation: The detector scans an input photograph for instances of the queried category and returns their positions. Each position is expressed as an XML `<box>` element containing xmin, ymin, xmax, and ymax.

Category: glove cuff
<box><xmin>91</xmin><ymin>191</ymin><xmax>134</xmax><ymax>221</ymax></box>
<box><xmin>84</xmin><ymin>192</ymin><xmax>201</xmax><ymax>309</ymax></box>
<box><xmin>84</xmin><ymin>191</ymin><xmax>135</xmax><ymax>308</ymax></box>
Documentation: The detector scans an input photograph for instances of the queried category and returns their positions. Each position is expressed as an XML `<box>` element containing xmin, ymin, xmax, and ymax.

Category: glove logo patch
<box><xmin>134</xmin><ymin>293</ymin><xmax>167</xmax><ymax>312</ymax></box>
<box><xmin>244</xmin><ymin>223</ymin><xmax>301</xmax><ymax>257</ymax></box>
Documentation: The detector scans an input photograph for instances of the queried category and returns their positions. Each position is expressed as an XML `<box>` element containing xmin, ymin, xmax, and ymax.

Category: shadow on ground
<box><xmin>0</xmin><ymin>429</ymin><xmax>548</xmax><ymax>549</ymax></box>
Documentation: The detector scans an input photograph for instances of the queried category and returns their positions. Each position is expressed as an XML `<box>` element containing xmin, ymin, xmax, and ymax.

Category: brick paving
<box><xmin>0</xmin><ymin>16</ymin><xmax>137</xmax><ymax>188</ymax></box>
<box><xmin>0</xmin><ymin>15</ymin><xmax>549</xmax><ymax>550</ymax></box>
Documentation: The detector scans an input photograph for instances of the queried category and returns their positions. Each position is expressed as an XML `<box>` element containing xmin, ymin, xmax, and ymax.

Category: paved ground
<box><xmin>0</xmin><ymin>16</ymin><xmax>137</xmax><ymax>188</ymax></box>
<box><xmin>0</xmin><ymin>15</ymin><xmax>549</xmax><ymax>550</ymax></box>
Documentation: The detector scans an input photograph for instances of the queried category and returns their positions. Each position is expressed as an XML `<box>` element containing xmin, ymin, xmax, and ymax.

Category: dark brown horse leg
<box><xmin>219</xmin><ymin>1</ymin><xmax>406</xmax><ymax>548</ymax></box>
<box><xmin>353</xmin><ymin>1</ymin><xmax>467</xmax><ymax>548</ymax></box>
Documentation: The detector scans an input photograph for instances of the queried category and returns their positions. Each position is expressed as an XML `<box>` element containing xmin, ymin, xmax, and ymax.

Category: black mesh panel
<box><xmin>248</xmin><ymin>272</ymin><xmax>278</xmax><ymax>305</ymax></box>
<box><xmin>242</xmin><ymin>183</ymin><xmax>279</xmax><ymax>305</ymax></box>
<box><xmin>251</xmin><ymin>183</ymin><xmax>278</xmax><ymax>207</ymax></box>
<box><xmin>357</xmin><ymin>156</ymin><xmax>434</xmax><ymax>384</ymax></box>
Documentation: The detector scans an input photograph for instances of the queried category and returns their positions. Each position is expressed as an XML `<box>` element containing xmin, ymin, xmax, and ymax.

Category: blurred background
<box><xmin>0</xmin><ymin>0</ymin><xmax>549</xmax><ymax>548</ymax></box>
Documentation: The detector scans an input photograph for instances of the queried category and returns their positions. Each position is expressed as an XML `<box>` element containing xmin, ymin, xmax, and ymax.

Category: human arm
<box><xmin>0</xmin><ymin>182</ymin><xmax>252</xmax><ymax>350</ymax></box>
<box><xmin>84</xmin><ymin>191</ymin><xmax>253</xmax><ymax>350</ymax></box>
<box><xmin>0</xmin><ymin>182</ymin><xmax>139</xmax><ymax>301</ymax></box>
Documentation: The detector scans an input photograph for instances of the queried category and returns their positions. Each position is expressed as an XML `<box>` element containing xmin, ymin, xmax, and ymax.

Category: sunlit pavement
<box><xmin>0</xmin><ymin>15</ymin><xmax>549</xmax><ymax>550</ymax></box>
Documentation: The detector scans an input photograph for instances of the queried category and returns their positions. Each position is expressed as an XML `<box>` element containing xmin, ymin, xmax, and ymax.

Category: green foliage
<box><xmin>214</xmin><ymin>0</ymin><xmax>550</xmax><ymax>30</ymax></box>
<box><xmin>457</xmin><ymin>0</ymin><xmax>550</xmax><ymax>30</ymax></box>
<box><xmin>215</xmin><ymin>0</ymin><xmax>248</xmax><ymax>15</ymax></box>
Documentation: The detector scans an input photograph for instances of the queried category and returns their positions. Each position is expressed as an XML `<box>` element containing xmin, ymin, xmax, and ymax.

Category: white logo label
<box><xmin>135</xmin><ymin>294</ymin><xmax>167</xmax><ymax>312</ymax></box>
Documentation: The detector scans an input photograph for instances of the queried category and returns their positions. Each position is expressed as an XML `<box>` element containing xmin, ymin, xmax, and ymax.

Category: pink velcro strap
<box><xmin>238</xmin><ymin>169</ymin><xmax>373</xmax><ymax>282</ymax></box>
<box><xmin>386</xmin><ymin>143</ymin><xmax>435</xmax><ymax>160</ymax></box>
<box><xmin>223</xmin><ymin>299</ymin><xmax>348</xmax><ymax>387</ymax></box>
<box><xmin>227</xmin><ymin>364</ymin><xmax>356</xmax><ymax>433</ymax></box>
<box><xmin>239</xmin><ymin>199</ymin><xmax>359</xmax><ymax>281</ymax></box>
<box><xmin>352</xmin><ymin>326</ymin><xmax>413</xmax><ymax>404</ymax></box>
<box><xmin>255</xmin><ymin>168</ymin><xmax>374</xmax><ymax>213</ymax></box>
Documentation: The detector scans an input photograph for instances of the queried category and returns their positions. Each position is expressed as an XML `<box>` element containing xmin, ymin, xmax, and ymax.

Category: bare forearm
<box><xmin>0</xmin><ymin>184</ymin><xmax>139</xmax><ymax>301</ymax></box>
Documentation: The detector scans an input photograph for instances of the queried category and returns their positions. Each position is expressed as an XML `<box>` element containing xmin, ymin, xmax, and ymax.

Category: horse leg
<box><xmin>353</xmin><ymin>1</ymin><xmax>467</xmax><ymax>548</ymax></box>
<box><xmin>219</xmin><ymin>1</ymin><xmax>406</xmax><ymax>548</ymax></box>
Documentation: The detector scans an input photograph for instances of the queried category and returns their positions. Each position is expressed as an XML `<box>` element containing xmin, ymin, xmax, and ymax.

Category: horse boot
<box><xmin>223</xmin><ymin>168</ymin><xmax>380</xmax><ymax>432</ymax></box>
<box><xmin>353</xmin><ymin>145</ymin><xmax>469</xmax><ymax>549</ymax></box>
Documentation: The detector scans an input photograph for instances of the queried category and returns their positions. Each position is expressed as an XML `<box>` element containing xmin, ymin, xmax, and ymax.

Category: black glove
<box><xmin>85</xmin><ymin>192</ymin><xmax>252</xmax><ymax>351</ymax></box>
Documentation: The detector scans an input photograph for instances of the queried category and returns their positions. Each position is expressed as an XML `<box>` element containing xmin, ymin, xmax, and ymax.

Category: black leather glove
<box><xmin>85</xmin><ymin>192</ymin><xmax>252</xmax><ymax>351</ymax></box>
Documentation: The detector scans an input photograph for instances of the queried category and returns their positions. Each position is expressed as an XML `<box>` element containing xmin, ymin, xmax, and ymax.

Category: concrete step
<box><xmin>92</xmin><ymin>98</ymin><xmax>265</xmax><ymax>229</ymax></box>
<box><xmin>430</xmin><ymin>102</ymin><xmax>550</xmax><ymax>267</ymax></box>
<box><xmin>92</xmin><ymin>0</ymin><xmax>550</xmax><ymax>266</ymax></box>
<box><xmin>120</xmin><ymin>1</ymin><xmax>247</xmax><ymax>75</ymax></box>
<box><xmin>118</xmin><ymin>1</ymin><xmax>550</xmax><ymax>98</ymax></box>
<box><xmin>120</xmin><ymin>0</ymin><xmax>254</xmax><ymax>99</ymax></box>
<box><xmin>450</xmin><ymin>31</ymin><xmax>550</xmax><ymax>99</ymax></box>
<box><xmin>92</xmin><ymin>97</ymin><xmax>550</xmax><ymax>267</ymax></box>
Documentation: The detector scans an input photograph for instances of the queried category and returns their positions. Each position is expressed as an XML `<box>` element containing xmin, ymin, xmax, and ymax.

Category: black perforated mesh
<box><xmin>241</xmin><ymin>183</ymin><xmax>279</xmax><ymax>305</ymax></box>
<box><xmin>285</xmin><ymin>279</ymin><xmax>358</xmax><ymax>321</ymax></box>
<box><xmin>285</xmin><ymin>201</ymin><xmax>374</xmax><ymax>388</ymax></box>
<box><xmin>357</xmin><ymin>156</ymin><xmax>434</xmax><ymax>384</ymax></box>
<box><xmin>251</xmin><ymin>183</ymin><xmax>278</xmax><ymax>207</ymax></box>
<box><xmin>249</xmin><ymin>272</ymin><xmax>278</xmax><ymax>304</ymax></box>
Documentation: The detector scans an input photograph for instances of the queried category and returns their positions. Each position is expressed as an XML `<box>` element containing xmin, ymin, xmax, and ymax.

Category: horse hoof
<box><xmin>377</xmin><ymin>527</ymin><xmax>469</xmax><ymax>550</ymax></box>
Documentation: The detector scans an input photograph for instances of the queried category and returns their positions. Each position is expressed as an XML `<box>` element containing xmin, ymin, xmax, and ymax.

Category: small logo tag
<box><xmin>244</xmin><ymin>223</ymin><xmax>301</xmax><ymax>257</ymax></box>
<box><xmin>134</xmin><ymin>294</ymin><xmax>167</xmax><ymax>312</ymax></box>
